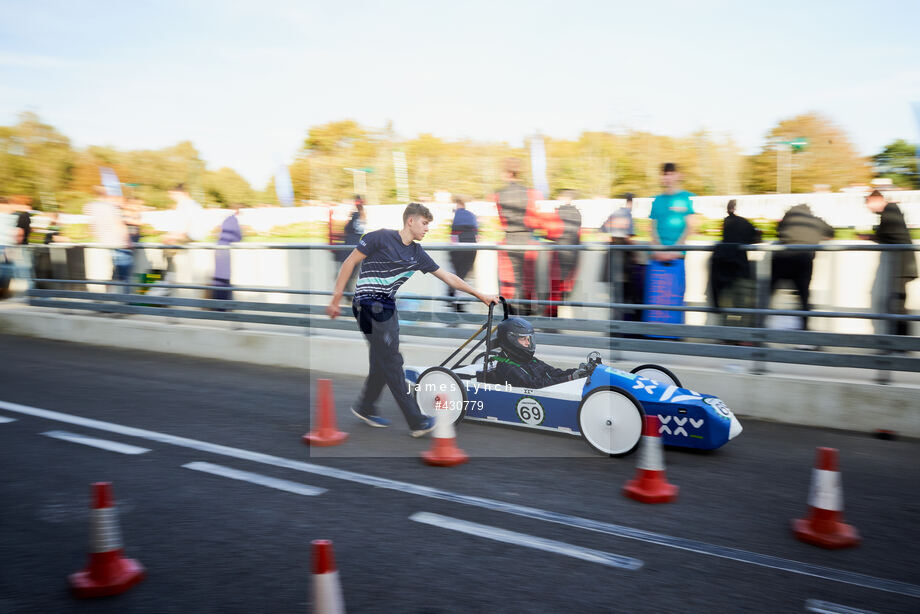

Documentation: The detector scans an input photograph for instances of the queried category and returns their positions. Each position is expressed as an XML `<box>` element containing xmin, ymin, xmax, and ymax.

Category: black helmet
<box><xmin>497</xmin><ymin>317</ymin><xmax>535</xmax><ymax>363</ymax></box>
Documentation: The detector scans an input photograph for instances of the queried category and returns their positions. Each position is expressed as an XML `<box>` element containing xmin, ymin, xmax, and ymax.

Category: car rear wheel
<box><xmin>413</xmin><ymin>367</ymin><xmax>466</xmax><ymax>425</ymax></box>
<box><xmin>577</xmin><ymin>386</ymin><xmax>644</xmax><ymax>457</ymax></box>
<box><xmin>630</xmin><ymin>364</ymin><xmax>682</xmax><ymax>387</ymax></box>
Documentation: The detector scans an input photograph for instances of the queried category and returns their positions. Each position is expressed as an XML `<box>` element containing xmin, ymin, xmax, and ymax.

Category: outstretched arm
<box><xmin>432</xmin><ymin>268</ymin><xmax>498</xmax><ymax>307</ymax></box>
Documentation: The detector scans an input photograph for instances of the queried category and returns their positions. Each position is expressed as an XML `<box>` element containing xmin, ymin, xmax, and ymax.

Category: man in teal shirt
<box><xmin>645</xmin><ymin>163</ymin><xmax>698</xmax><ymax>327</ymax></box>
<box><xmin>650</xmin><ymin>162</ymin><xmax>696</xmax><ymax>252</ymax></box>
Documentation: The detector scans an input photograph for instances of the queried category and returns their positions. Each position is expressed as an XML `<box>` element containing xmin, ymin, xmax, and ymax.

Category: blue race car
<box><xmin>404</xmin><ymin>299</ymin><xmax>742</xmax><ymax>456</ymax></box>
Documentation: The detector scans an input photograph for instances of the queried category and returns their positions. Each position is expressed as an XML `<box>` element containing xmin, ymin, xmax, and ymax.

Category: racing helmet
<box><xmin>497</xmin><ymin>317</ymin><xmax>536</xmax><ymax>363</ymax></box>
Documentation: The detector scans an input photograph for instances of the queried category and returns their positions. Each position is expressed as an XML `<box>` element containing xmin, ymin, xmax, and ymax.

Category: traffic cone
<box><xmin>622</xmin><ymin>415</ymin><xmax>678</xmax><ymax>504</ymax></box>
<box><xmin>311</xmin><ymin>540</ymin><xmax>345</xmax><ymax>614</ymax></box>
<box><xmin>420</xmin><ymin>396</ymin><xmax>468</xmax><ymax>467</ymax></box>
<box><xmin>303</xmin><ymin>379</ymin><xmax>348</xmax><ymax>446</ymax></box>
<box><xmin>69</xmin><ymin>482</ymin><xmax>145</xmax><ymax>598</ymax></box>
<box><xmin>792</xmin><ymin>447</ymin><xmax>860</xmax><ymax>549</ymax></box>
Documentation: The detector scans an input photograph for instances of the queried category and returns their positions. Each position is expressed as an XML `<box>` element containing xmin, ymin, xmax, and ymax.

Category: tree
<box><xmin>203</xmin><ymin>167</ymin><xmax>255</xmax><ymax>206</ymax></box>
<box><xmin>0</xmin><ymin>112</ymin><xmax>75</xmax><ymax>208</ymax></box>
<box><xmin>743</xmin><ymin>112</ymin><xmax>870</xmax><ymax>193</ymax></box>
<box><xmin>873</xmin><ymin>139</ymin><xmax>918</xmax><ymax>189</ymax></box>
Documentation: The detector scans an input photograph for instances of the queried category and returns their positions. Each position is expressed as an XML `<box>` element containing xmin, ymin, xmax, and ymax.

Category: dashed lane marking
<box><xmin>183</xmin><ymin>461</ymin><xmax>326</xmax><ymax>496</ymax></box>
<box><xmin>411</xmin><ymin>512</ymin><xmax>642</xmax><ymax>570</ymax></box>
<box><xmin>805</xmin><ymin>599</ymin><xmax>878</xmax><ymax>614</ymax></box>
<box><xmin>2</xmin><ymin>399</ymin><xmax>918</xmax><ymax>599</ymax></box>
<box><xmin>41</xmin><ymin>430</ymin><xmax>151</xmax><ymax>455</ymax></box>
<box><xmin>0</xmin><ymin>416</ymin><xmax>16</xmax><ymax>423</ymax></box>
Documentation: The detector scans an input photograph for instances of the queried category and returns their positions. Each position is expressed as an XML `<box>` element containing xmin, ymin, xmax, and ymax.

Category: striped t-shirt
<box><xmin>353</xmin><ymin>229</ymin><xmax>439</xmax><ymax>308</ymax></box>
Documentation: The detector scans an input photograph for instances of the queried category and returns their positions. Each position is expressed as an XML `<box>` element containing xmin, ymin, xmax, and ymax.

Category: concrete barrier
<box><xmin>2</xmin><ymin>306</ymin><xmax>917</xmax><ymax>438</ymax></box>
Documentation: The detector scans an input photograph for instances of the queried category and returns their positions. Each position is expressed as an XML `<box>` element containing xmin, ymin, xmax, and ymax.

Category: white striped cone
<box><xmin>68</xmin><ymin>482</ymin><xmax>145</xmax><ymax>598</ymax></box>
<box><xmin>421</xmin><ymin>400</ymin><xmax>468</xmax><ymax>467</ymax></box>
<box><xmin>311</xmin><ymin>540</ymin><xmax>345</xmax><ymax>614</ymax></box>
<box><xmin>622</xmin><ymin>415</ymin><xmax>678</xmax><ymax>504</ymax></box>
<box><xmin>792</xmin><ymin>447</ymin><xmax>860</xmax><ymax>549</ymax></box>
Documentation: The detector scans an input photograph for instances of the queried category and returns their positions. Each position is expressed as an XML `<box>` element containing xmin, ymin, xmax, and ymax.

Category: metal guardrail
<box><xmin>12</xmin><ymin>240</ymin><xmax>920</xmax><ymax>381</ymax></box>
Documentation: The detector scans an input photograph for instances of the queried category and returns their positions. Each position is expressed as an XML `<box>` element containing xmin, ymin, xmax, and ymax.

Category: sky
<box><xmin>2</xmin><ymin>0</ymin><xmax>919</xmax><ymax>189</ymax></box>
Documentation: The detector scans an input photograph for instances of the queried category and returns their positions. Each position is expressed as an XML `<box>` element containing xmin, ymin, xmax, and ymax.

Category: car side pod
<box><xmin>792</xmin><ymin>447</ymin><xmax>860</xmax><ymax>549</ymax></box>
<box><xmin>622</xmin><ymin>415</ymin><xmax>678</xmax><ymax>504</ymax></box>
<box><xmin>420</xmin><ymin>398</ymin><xmax>469</xmax><ymax>467</ymax></box>
<box><xmin>303</xmin><ymin>379</ymin><xmax>348</xmax><ymax>447</ymax></box>
<box><xmin>69</xmin><ymin>482</ymin><xmax>145</xmax><ymax>598</ymax></box>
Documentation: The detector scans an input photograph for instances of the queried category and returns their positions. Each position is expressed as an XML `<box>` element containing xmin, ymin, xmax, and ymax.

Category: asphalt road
<box><xmin>0</xmin><ymin>334</ymin><xmax>917</xmax><ymax>613</ymax></box>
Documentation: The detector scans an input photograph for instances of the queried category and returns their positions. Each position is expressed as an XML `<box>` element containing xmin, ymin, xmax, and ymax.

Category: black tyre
<box><xmin>630</xmin><ymin>364</ymin><xmax>682</xmax><ymax>387</ymax></box>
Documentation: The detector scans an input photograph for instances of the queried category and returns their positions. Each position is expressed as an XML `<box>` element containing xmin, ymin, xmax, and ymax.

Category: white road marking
<box><xmin>41</xmin><ymin>430</ymin><xmax>151</xmax><ymax>455</ymax></box>
<box><xmin>183</xmin><ymin>461</ymin><xmax>326</xmax><ymax>496</ymax></box>
<box><xmin>411</xmin><ymin>512</ymin><xmax>642</xmax><ymax>570</ymax></box>
<box><xmin>805</xmin><ymin>599</ymin><xmax>878</xmax><ymax>614</ymax></box>
<box><xmin>2</xmin><ymin>399</ymin><xmax>918</xmax><ymax>599</ymax></box>
<box><xmin>0</xmin><ymin>415</ymin><xmax>16</xmax><ymax>423</ymax></box>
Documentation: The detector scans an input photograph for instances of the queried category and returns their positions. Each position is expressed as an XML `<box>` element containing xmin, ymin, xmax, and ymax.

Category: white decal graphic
<box><xmin>659</xmin><ymin>385</ymin><xmax>677</xmax><ymax>401</ymax></box>
<box><xmin>704</xmin><ymin>397</ymin><xmax>732</xmax><ymax>418</ymax></box>
<box><xmin>671</xmin><ymin>394</ymin><xmax>702</xmax><ymax>403</ymax></box>
<box><xmin>659</xmin><ymin>424</ymin><xmax>672</xmax><ymax>435</ymax></box>
<box><xmin>632</xmin><ymin>379</ymin><xmax>658</xmax><ymax>394</ymax></box>
<box><xmin>673</xmin><ymin>427</ymin><xmax>688</xmax><ymax>437</ymax></box>
<box><xmin>673</xmin><ymin>417</ymin><xmax>687</xmax><ymax>426</ymax></box>
<box><xmin>658</xmin><ymin>415</ymin><xmax>672</xmax><ymax>424</ymax></box>
<box><xmin>690</xmin><ymin>418</ymin><xmax>704</xmax><ymax>429</ymax></box>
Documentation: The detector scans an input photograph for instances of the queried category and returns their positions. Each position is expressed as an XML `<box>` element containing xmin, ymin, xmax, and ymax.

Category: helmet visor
<box><xmin>510</xmin><ymin>332</ymin><xmax>533</xmax><ymax>350</ymax></box>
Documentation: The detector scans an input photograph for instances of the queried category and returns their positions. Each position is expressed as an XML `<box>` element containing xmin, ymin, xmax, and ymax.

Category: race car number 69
<box><xmin>516</xmin><ymin>397</ymin><xmax>545</xmax><ymax>426</ymax></box>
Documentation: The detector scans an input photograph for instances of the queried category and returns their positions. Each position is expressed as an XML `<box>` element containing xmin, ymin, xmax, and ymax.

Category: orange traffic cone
<box><xmin>792</xmin><ymin>447</ymin><xmax>860</xmax><ymax>549</ymax></box>
<box><xmin>69</xmin><ymin>482</ymin><xmax>145</xmax><ymax>598</ymax></box>
<box><xmin>420</xmin><ymin>396</ymin><xmax>468</xmax><ymax>467</ymax></box>
<box><xmin>303</xmin><ymin>379</ymin><xmax>348</xmax><ymax>446</ymax></box>
<box><xmin>622</xmin><ymin>415</ymin><xmax>678</xmax><ymax>504</ymax></box>
<box><xmin>311</xmin><ymin>540</ymin><xmax>345</xmax><ymax>614</ymax></box>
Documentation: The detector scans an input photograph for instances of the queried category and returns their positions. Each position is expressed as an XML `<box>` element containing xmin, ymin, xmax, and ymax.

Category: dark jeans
<box><xmin>353</xmin><ymin>300</ymin><xmax>426</xmax><ymax>429</ymax></box>
<box><xmin>503</xmin><ymin>231</ymin><xmax>531</xmax><ymax>314</ymax></box>
<box><xmin>771</xmin><ymin>251</ymin><xmax>814</xmax><ymax>330</ymax></box>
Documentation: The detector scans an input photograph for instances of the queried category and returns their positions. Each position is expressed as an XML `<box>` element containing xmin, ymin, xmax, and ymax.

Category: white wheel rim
<box><xmin>415</xmin><ymin>370</ymin><xmax>464</xmax><ymax>424</ymax></box>
<box><xmin>632</xmin><ymin>367</ymin><xmax>678</xmax><ymax>386</ymax></box>
<box><xmin>579</xmin><ymin>390</ymin><xmax>643</xmax><ymax>455</ymax></box>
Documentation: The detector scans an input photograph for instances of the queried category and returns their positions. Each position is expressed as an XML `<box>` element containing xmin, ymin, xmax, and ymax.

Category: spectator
<box><xmin>447</xmin><ymin>195</ymin><xmax>478</xmax><ymax>313</ymax></box>
<box><xmin>156</xmin><ymin>183</ymin><xmax>205</xmax><ymax>295</ymax></box>
<box><xmin>602</xmin><ymin>193</ymin><xmax>642</xmax><ymax>322</ymax></box>
<box><xmin>0</xmin><ymin>198</ymin><xmax>16</xmax><ymax>298</ymax></box>
<box><xmin>710</xmin><ymin>200</ymin><xmax>762</xmax><ymax>328</ymax></box>
<box><xmin>43</xmin><ymin>211</ymin><xmax>63</xmax><ymax>244</ymax></box>
<box><xmin>546</xmin><ymin>190</ymin><xmax>582</xmax><ymax>318</ymax></box>
<box><xmin>123</xmin><ymin>198</ymin><xmax>144</xmax><ymax>245</ymax></box>
<box><xmin>646</xmin><ymin>163</ymin><xmax>698</xmax><ymax>326</ymax></box>
<box><xmin>333</xmin><ymin>195</ymin><xmax>366</xmax><ymax>297</ymax></box>
<box><xmin>86</xmin><ymin>186</ymin><xmax>133</xmax><ymax>292</ymax></box>
<box><xmin>771</xmin><ymin>203</ymin><xmax>834</xmax><ymax>331</ymax></box>
<box><xmin>14</xmin><ymin>205</ymin><xmax>32</xmax><ymax>245</ymax></box>
<box><xmin>494</xmin><ymin>157</ymin><xmax>539</xmax><ymax>315</ymax></box>
<box><xmin>165</xmin><ymin>183</ymin><xmax>206</xmax><ymax>244</ymax></box>
<box><xmin>212</xmin><ymin>204</ymin><xmax>243</xmax><ymax>303</ymax></box>
<box><xmin>862</xmin><ymin>190</ymin><xmax>917</xmax><ymax>338</ymax></box>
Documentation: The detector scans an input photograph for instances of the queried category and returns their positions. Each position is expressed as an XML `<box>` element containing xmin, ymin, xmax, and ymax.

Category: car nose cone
<box><xmin>729</xmin><ymin>414</ymin><xmax>743</xmax><ymax>439</ymax></box>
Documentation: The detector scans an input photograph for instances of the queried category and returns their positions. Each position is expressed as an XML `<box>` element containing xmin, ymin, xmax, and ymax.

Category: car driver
<box><xmin>483</xmin><ymin>317</ymin><xmax>593</xmax><ymax>389</ymax></box>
